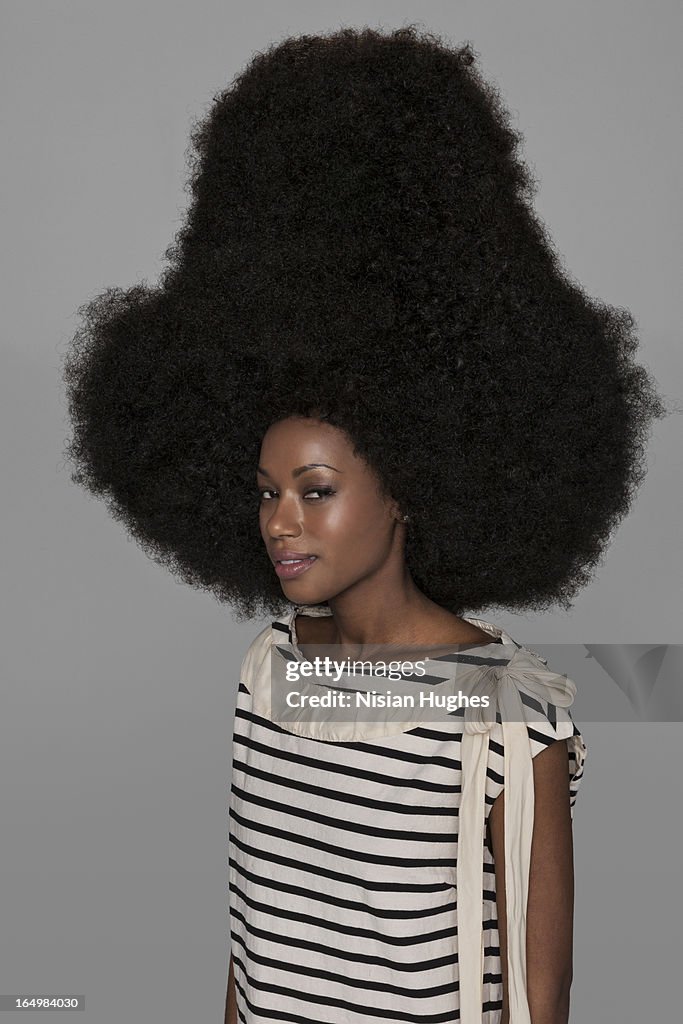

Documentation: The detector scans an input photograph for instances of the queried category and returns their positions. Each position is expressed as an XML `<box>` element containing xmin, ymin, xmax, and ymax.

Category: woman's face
<box><xmin>257</xmin><ymin>416</ymin><xmax>404</xmax><ymax>606</ymax></box>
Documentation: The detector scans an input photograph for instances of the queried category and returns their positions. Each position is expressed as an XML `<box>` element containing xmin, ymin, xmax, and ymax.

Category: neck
<box><xmin>318</xmin><ymin>566</ymin><xmax>479</xmax><ymax>648</ymax></box>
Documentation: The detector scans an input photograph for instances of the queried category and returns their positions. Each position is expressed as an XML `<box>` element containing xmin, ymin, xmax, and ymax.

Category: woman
<box><xmin>227</xmin><ymin>410</ymin><xmax>590</xmax><ymax>1024</ymax></box>
<box><xmin>62</xmin><ymin>25</ymin><xmax>666</xmax><ymax>1024</ymax></box>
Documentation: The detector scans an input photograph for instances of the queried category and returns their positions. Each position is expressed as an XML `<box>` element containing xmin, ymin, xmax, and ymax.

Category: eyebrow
<box><xmin>256</xmin><ymin>463</ymin><xmax>342</xmax><ymax>479</ymax></box>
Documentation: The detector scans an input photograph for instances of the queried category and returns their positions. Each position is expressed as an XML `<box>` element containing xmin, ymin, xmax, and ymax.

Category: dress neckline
<box><xmin>287</xmin><ymin>603</ymin><xmax>507</xmax><ymax>660</ymax></box>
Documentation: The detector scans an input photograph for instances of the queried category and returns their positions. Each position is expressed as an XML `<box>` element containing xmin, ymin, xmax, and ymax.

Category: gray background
<box><xmin>1</xmin><ymin>1</ymin><xmax>681</xmax><ymax>1021</ymax></box>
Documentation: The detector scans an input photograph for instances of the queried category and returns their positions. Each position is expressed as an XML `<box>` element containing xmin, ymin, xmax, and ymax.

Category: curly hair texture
<box><xmin>62</xmin><ymin>24</ymin><xmax>667</xmax><ymax>623</ymax></box>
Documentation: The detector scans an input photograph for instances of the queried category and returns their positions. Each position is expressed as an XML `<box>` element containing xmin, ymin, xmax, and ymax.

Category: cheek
<box><xmin>326</xmin><ymin>492</ymin><xmax>392</xmax><ymax>547</ymax></box>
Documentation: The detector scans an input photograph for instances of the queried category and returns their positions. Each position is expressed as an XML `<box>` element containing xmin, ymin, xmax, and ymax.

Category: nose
<box><xmin>263</xmin><ymin>495</ymin><xmax>303</xmax><ymax>539</ymax></box>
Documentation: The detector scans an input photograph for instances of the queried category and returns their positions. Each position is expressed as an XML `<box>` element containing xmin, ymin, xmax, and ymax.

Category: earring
<box><xmin>401</xmin><ymin>514</ymin><xmax>410</xmax><ymax>523</ymax></box>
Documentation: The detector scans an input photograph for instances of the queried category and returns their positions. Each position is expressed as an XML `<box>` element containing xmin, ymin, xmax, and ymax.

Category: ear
<box><xmin>385</xmin><ymin>496</ymin><xmax>401</xmax><ymax>521</ymax></box>
<box><xmin>380</xmin><ymin>486</ymin><xmax>406</xmax><ymax>524</ymax></box>
<box><xmin>389</xmin><ymin>501</ymin><xmax>409</xmax><ymax>524</ymax></box>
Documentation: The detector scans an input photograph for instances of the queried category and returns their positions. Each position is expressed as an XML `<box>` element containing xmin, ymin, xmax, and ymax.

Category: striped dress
<box><xmin>228</xmin><ymin>604</ymin><xmax>587</xmax><ymax>1023</ymax></box>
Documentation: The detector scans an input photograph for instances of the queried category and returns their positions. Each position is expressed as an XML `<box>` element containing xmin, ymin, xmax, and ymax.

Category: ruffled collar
<box><xmin>265</xmin><ymin>603</ymin><xmax>521</xmax><ymax>743</ymax></box>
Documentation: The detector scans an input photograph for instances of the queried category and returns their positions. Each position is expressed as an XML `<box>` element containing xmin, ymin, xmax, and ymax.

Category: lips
<box><xmin>273</xmin><ymin>554</ymin><xmax>318</xmax><ymax>580</ymax></box>
<box><xmin>272</xmin><ymin>550</ymin><xmax>316</xmax><ymax>563</ymax></box>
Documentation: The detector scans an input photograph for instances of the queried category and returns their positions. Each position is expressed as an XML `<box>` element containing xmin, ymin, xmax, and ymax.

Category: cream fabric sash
<box><xmin>458</xmin><ymin>643</ymin><xmax>577</xmax><ymax>1024</ymax></box>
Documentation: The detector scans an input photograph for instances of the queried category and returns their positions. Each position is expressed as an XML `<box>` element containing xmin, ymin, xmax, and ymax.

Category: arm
<box><xmin>224</xmin><ymin>952</ymin><xmax>237</xmax><ymax>1024</ymax></box>
<box><xmin>487</xmin><ymin>738</ymin><xmax>574</xmax><ymax>1024</ymax></box>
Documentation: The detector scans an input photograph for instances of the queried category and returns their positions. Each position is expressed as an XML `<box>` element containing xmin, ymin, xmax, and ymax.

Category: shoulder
<box><xmin>239</xmin><ymin>620</ymin><xmax>278</xmax><ymax>692</ymax></box>
<box><xmin>485</xmin><ymin>645</ymin><xmax>588</xmax><ymax>817</ymax></box>
<box><xmin>501</xmin><ymin>645</ymin><xmax>582</xmax><ymax>750</ymax></box>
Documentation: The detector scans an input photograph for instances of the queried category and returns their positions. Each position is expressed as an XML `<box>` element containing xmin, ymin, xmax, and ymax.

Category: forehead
<box><xmin>259</xmin><ymin>417</ymin><xmax>351</xmax><ymax>460</ymax></box>
<box><xmin>257</xmin><ymin>416</ymin><xmax>377</xmax><ymax>481</ymax></box>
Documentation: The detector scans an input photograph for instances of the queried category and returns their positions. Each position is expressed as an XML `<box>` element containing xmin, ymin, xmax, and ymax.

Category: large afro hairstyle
<box><xmin>62</xmin><ymin>24</ymin><xmax>668</xmax><ymax>623</ymax></box>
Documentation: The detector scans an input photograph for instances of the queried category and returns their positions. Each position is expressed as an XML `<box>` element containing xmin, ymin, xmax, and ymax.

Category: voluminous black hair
<box><xmin>62</xmin><ymin>24</ymin><xmax>668</xmax><ymax>622</ymax></box>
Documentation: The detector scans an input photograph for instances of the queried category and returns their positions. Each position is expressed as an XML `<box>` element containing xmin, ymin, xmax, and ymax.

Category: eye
<box><xmin>304</xmin><ymin>487</ymin><xmax>335</xmax><ymax>500</ymax></box>
<box><xmin>257</xmin><ymin>486</ymin><xmax>335</xmax><ymax>502</ymax></box>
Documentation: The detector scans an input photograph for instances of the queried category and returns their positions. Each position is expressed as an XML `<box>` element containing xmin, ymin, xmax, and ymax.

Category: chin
<box><xmin>282</xmin><ymin>591</ymin><xmax>326</xmax><ymax>607</ymax></box>
<box><xmin>280</xmin><ymin>579</ymin><xmax>335</xmax><ymax>606</ymax></box>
